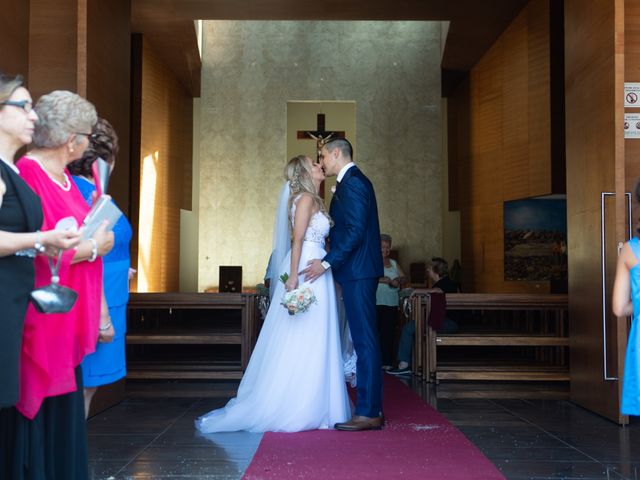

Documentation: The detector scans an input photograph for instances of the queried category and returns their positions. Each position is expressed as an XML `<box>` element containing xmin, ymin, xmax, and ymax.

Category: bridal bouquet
<box><xmin>279</xmin><ymin>273</ymin><xmax>317</xmax><ymax>315</ymax></box>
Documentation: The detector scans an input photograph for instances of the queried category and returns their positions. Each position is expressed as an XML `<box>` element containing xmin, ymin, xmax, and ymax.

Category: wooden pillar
<box><xmin>27</xmin><ymin>0</ymin><xmax>131</xmax><ymax>213</ymax></box>
<box><xmin>0</xmin><ymin>1</ymin><xmax>30</xmax><ymax>78</ymax></box>
<box><xmin>28</xmin><ymin>0</ymin><xmax>81</xmax><ymax>98</ymax></box>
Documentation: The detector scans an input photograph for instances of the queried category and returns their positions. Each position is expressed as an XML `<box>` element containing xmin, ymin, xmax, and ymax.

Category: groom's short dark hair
<box><xmin>325</xmin><ymin>138</ymin><xmax>352</xmax><ymax>160</ymax></box>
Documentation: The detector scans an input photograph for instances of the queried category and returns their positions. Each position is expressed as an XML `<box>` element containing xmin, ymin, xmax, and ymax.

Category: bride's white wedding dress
<box><xmin>195</xmin><ymin>200</ymin><xmax>352</xmax><ymax>433</ymax></box>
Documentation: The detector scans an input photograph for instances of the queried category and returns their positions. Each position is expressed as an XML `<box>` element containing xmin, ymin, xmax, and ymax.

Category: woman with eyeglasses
<box><xmin>0</xmin><ymin>75</ymin><xmax>82</xmax><ymax>414</ymax></box>
<box><xmin>0</xmin><ymin>89</ymin><xmax>113</xmax><ymax>480</ymax></box>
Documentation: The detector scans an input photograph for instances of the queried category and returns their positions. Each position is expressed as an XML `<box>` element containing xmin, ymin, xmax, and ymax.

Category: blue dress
<box><xmin>74</xmin><ymin>176</ymin><xmax>132</xmax><ymax>388</ymax></box>
<box><xmin>622</xmin><ymin>237</ymin><xmax>640</xmax><ymax>415</ymax></box>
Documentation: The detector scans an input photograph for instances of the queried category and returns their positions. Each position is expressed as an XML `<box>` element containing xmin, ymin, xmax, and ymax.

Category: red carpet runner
<box><xmin>243</xmin><ymin>375</ymin><xmax>505</xmax><ymax>479</ymax></box>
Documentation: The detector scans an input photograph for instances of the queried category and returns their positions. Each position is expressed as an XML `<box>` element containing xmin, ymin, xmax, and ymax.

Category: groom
<box><xmin>302</xmin><ymin>138</ymin><xmax>384</xmax><ymax>431</ymax></box>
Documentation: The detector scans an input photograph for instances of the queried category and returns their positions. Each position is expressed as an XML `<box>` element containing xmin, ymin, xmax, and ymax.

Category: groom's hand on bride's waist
<box><xmin>300</xmin><ymin>259</ymin><xmax>329</xmax><ymax>282</ymax></box>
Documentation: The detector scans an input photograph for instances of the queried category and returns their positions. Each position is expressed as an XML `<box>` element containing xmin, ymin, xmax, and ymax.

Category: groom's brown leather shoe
<box><xmin>334</xmin><ymin>415</ymin><xmax>384</xmax><ymax>431</ymax></box>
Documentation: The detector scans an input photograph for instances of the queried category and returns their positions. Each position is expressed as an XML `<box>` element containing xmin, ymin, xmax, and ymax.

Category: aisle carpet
<box><xmin>242</xmin><ymin>375</ymin><xmax>505</xmax><ymax>479</ymax></box>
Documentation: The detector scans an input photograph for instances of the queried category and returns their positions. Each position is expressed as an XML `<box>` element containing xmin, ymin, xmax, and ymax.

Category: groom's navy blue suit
<box><xmin>324</xmin><ymin>165</ymin><xmax>383</xmax><ymax>418</ymax></box>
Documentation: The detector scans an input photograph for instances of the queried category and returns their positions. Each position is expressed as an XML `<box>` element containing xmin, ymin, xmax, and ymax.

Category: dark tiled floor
<box><xmin>87</xmin><ymin>380</ymin><xmax>640</xmax><ymax>479</ymax></box>
<box><xmin>420</xmin><ymin>384</ymin><xmax>640</xmax><ymax>480</ymax></box>
<box><xmin>87</xmin><ymin>395</ymin><xmax>262</xmax><ymax>479</ymax></box>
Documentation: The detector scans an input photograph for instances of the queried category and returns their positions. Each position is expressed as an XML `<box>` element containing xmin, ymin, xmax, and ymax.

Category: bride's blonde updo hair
<box><xmin>284</xmin><ymin>155</ymin><xmax>328</xmax><ymax>218</ymax></box>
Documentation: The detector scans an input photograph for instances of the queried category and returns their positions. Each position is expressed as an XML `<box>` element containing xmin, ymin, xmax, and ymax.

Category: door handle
<box><xmin>601</xmin><ymin>192</ymin><xmax>632</xmax><ymax>381</ymax></box>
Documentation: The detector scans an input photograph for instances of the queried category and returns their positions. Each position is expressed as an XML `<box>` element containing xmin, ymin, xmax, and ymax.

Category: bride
<box><xmin>195</xmin><ymin>155</ymin><xmax>352</xmax><ymax>433</ymax></box>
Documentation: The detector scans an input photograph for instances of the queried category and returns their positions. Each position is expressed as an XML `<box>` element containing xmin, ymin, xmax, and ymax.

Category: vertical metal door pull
<box><xmin>601</xmin><ymin>192</ymin><xmax>632</xmax><ymax>381</ymax></box>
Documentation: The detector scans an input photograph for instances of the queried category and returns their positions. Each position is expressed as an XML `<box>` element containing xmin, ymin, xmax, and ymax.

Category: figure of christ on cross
<box><xmin>297</xmin><ymin>114</ymin><xmax>345</xmax><ymax>198</ymax></box>
<box><xmin>297</xmin><ymin>113</ymin><xmax>345</xmax><ymax>164</ymax></box>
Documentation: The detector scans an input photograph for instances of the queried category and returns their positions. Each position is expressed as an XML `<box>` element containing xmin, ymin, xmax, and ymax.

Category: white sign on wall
<box><xmin>625</xmin><ymin>83</ymin><xmax>640</xmax><ymax>107</ymax></box>
<box><xmin>624</xmin><ymin>113</ymin><xmax>640</xmax><ymax>139</ymax></box>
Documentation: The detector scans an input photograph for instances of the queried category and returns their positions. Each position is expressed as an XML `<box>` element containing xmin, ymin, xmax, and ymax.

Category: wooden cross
<box><xmin>297</xmin><ymin>114</ymin><xmax>345</xmax><ymax>163</ymax></box>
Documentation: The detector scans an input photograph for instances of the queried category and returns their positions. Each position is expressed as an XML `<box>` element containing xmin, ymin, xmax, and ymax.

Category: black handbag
<box><xmin>30</xmin><ymin>251</ymin><xmax>78</xmax><ymax>314</ymax></box>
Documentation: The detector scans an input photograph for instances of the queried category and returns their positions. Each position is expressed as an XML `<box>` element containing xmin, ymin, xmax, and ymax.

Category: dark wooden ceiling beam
<box><xmin>131</xmin><ymin>0</ymin><xmax>530</xmax><ymax>97</ymax></box>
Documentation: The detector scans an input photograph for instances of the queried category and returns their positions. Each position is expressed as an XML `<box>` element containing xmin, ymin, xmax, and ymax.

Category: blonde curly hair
<box><xmin>284</xmin><ymin>155</ymin><xmax>329</xmax><ymax>220</ymax></box>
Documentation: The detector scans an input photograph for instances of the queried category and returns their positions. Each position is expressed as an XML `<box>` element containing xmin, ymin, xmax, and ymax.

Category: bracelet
<box><xmin>88</xmin><ymin>238</ymin><xmax>98</xmax><ymax>262</ymax></box>
<box><xmin>99</xmin><ymin>321</ymin><xmax>112</xmax><ymax>332</ymax></box>
<box><xmin>34</xmin><ymin>230</ymin><xmax>46</xmax><ymax>254</ymax></box>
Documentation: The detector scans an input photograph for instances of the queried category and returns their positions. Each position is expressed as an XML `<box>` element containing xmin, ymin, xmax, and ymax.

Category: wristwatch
<box><xmin>321</xmin><ymin>260</ymin><xmax>331</xmax><ymax>270</ymax></box>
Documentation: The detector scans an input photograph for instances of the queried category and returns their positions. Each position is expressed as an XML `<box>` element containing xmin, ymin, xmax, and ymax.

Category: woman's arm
<box><xmin>391</xmin><ymin>262</ymin><xmax>407</xmax><ymax>288</ymax></box>
<box><xmin>612</xmin><ymin>242</ymin><xmax>635</xmax><ymax>317</ymax></box>
<box><xmin>97</xmin><ymin>290</ymin><xmax>115</xmax><ymax>343</ymax></box>
<box><xmin>285</xmin><ymin>194</ymin><xmax>314</xmax><ymax>292</ymax></box>
<box><xmin>72</xmin><ymin>221</ymin><xmax>114</xmax><ymax>264</ymax></box>
<box><xmin>411</xmin><ymin>287</ymin><xmax>444</xmax><ymax>296</ymax></box>
<box><xmin>0</xmin><ymin>229</ymin><xmax>80</xmax><ymax>257</ymax></box>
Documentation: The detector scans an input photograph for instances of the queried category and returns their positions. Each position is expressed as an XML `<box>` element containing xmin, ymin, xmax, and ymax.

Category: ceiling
<box><xmin>131</xmin><ymin>0</ymin><xmax>530</xmax><ymax>97</ymax></box>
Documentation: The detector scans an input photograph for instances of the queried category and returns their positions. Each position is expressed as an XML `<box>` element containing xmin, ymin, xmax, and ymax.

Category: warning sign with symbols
<box><xmin>625</xmin><ymin>83</ymin><xmax>640</xmax><ymax>107</ymax></box>
<box><xmin>624</xmin><ymin>113</ymin><xmax>640</xmax><ymax>138</ymax></box>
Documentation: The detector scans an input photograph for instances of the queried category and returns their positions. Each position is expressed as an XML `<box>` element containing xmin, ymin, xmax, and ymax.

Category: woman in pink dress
<box><xmin>1</xmin><ymin>90</ymin><xmax>114</xmax><ymax>480</ymax></box>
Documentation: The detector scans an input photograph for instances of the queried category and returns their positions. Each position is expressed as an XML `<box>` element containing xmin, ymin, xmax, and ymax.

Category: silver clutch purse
<box><xmin>30</xmin><ymin>250</ymin><xmax>78</xmax><ymax>314</ymax></box>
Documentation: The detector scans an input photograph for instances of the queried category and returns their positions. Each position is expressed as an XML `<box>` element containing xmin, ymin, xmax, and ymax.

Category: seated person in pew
<box><xmin>387</xmin><ymin>257</ymin><xmax>460</xmax><ymax>376</ymax></box>
<box><xmin>376</xmin><ymin>234</ymin><xmax>407</xmax><ymax>370</ymax></box>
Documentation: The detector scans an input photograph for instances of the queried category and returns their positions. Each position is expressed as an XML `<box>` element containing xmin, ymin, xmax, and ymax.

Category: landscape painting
<box><xmin>504</xmin><ymin>197</ymin><xmax>567</xmax><ymax>281</ymax></box>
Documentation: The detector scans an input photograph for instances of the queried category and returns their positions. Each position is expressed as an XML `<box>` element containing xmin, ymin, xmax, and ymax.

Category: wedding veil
<box><xmin>269</xmin><ymin>181</ymin><xmax>291</xmax><ymax>299</ymax></box>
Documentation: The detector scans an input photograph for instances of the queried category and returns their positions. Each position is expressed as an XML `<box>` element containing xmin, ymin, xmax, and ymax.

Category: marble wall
<box><xmin>199</xmin><ymin>21</ymin><xmax>443</xmax><ymax>289</ymax></box>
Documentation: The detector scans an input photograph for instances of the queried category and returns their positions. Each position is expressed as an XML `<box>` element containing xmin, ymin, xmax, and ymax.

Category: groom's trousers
<box><xmin>341</xmin><ymin>277</ymin><xmax>383</xmax><ymax>418</ymax></box>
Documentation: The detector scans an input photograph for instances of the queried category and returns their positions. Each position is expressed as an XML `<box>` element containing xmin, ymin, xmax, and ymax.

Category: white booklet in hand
<box><xmin>82</xmin><ymin>194</ymin><xmax>122</xmax><ymax>240</ymax></box>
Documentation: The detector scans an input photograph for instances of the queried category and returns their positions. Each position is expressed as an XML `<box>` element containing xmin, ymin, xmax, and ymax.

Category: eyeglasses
<box><xmin>0</xmin><ymin>100</ymin><xmax>34</xmax><ymax>113</ymax></box>
<box><xmin>75</xmin><ymin>132</ymin><xmax>98</xmax><ymax>141</ymax></box>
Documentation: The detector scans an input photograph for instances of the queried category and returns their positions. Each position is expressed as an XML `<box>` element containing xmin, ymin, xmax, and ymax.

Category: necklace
<box><xmin>33</xmin><ymin>157</ymin><xmax>71</xmax><ymax>191</ymax></box>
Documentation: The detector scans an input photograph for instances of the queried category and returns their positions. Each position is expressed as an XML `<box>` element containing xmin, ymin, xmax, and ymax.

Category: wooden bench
<box><xmin>411</xmin><ymin>293</ymin><xmax>568</xmax><ymax>382</ymax></box>
<box><xmin>126</xmin><ymin>292</ymin><xmax>259</xmax><ymax>380</ymax></box>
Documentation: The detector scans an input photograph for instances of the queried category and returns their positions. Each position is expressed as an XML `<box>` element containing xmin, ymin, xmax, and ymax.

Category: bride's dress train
<box><xmin>195</xmin><ymin>207</ymin><xmax>351</xmax><ymax>433</ymax></box>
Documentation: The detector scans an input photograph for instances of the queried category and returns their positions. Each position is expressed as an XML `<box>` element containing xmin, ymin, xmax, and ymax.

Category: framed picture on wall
<box><xmin>504</xmin><ymin>196</ymin><xmax>567</xmax><ymax>282</ymax></box>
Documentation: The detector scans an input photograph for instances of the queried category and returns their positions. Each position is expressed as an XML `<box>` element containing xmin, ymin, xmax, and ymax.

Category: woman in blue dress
<box><xmin>612</xmin><ymin>183</ymin><xmax>640</xmax><ymax>415</ymax></box>
<box><xmin>68</xmin><ymin>118</ymin><xmax>133</xmax><ymax>417</ymax></box>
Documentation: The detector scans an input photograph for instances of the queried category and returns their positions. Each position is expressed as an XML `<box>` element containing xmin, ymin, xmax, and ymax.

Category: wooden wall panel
<box><xmin>620</xmin><ymin>0</ymin><xmax>640</xmax><ymax>423</ymax></box>
<box><xmin>527</xmin><ymin>0</ymin><xmax>553</xmax><ymax>194</ymax></box>
<box><xmin>626</xmin><ymin>1</ymin><xmax>640</xmax><ymax>195</ymax></box>
<box><xmin>565</xmin><ymin>0</ymin><xmax>622</xmax><ymax>421</ymax></box>
<box><xmin>28</xmin><ymin>0</ymin><xmax>79</xmax><ymax>98</ymax></box>
<box><xmin>86</xmin><ymin>0</ymin><xmax>131</xmax><ymax>213</ymax></box>
<box><xmin>450</xmin><ymin>0</ymin><xmax>556</xmax><ymax>293</ymax></box>
<box><xmin>133</xmin><ymin>38</ymin><xmax>192</xmax><ymax>292</ymax></box>
<box><xmin>0</xmin><ymin>1</ymin><xmax>29</xmax><ymax>78</ymax></box>
<box><xmin>447</xmin><ymin>77</ymin><xmax>469</xmax><ymax>212</ymax></box>
<box><xmin>26</xmin><ymin>0</ymin><xmax>132</xmax><ymax>211</ymax></box>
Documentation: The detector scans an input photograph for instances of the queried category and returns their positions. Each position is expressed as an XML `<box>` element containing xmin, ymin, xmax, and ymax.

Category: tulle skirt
<box><xmin>195</xmin><ymin>241</ymin><xmax>351</xmax><ymax>432</ymax></box>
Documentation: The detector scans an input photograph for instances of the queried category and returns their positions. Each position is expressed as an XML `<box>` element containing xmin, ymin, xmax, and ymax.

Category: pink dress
<box><xmin>16</xmin><ymin>157</ymin><xmax>102</xmax><ymax>419</ymax></box>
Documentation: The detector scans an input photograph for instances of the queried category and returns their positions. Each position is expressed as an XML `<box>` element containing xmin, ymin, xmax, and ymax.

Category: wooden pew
<box><xmin>411</xmin><ymin>293</ymin><xmax>568</xmax><ymax>382</ymax></box>
<box><xmin>126</xmin><ymin>292</ymin><xmax>259</xmax><ymax>380</ymax></box>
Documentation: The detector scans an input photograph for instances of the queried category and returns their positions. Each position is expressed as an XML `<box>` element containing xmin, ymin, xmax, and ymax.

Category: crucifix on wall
<box><xmin>297</xmin><ymin>113</ymin><xmax>345</xmax><ymax>163</ymax></box>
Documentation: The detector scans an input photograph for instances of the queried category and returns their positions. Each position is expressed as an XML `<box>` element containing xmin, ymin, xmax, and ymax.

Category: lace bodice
<box><xmin>291</xmin><ymin>196</ymin><xmax>330</xmax><ymax>245</ymax></box>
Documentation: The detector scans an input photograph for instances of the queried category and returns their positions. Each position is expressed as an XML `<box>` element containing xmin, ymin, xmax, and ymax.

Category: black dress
<box><xmin>0</xmin><ymin>160</ymin><xmax>43</xmax><ymax>408</ymax></box>
<box><xmin>0</xmin><ymin>160</ymin><xmax>89</xmax><ymax>479</ymax></box>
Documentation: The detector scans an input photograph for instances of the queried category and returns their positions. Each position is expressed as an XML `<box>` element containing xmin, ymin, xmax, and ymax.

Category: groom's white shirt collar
<box><xmin>336</xmin><ymin>162</ymin><xmax>355</xmax><ymax>183</ymax></box>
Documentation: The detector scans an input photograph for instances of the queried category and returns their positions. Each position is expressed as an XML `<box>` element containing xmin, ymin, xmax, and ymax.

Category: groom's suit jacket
<box><xmin>324</xmin><ymin>165</ymin><xmax>383</xmax><ymax>283</ymax></box>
